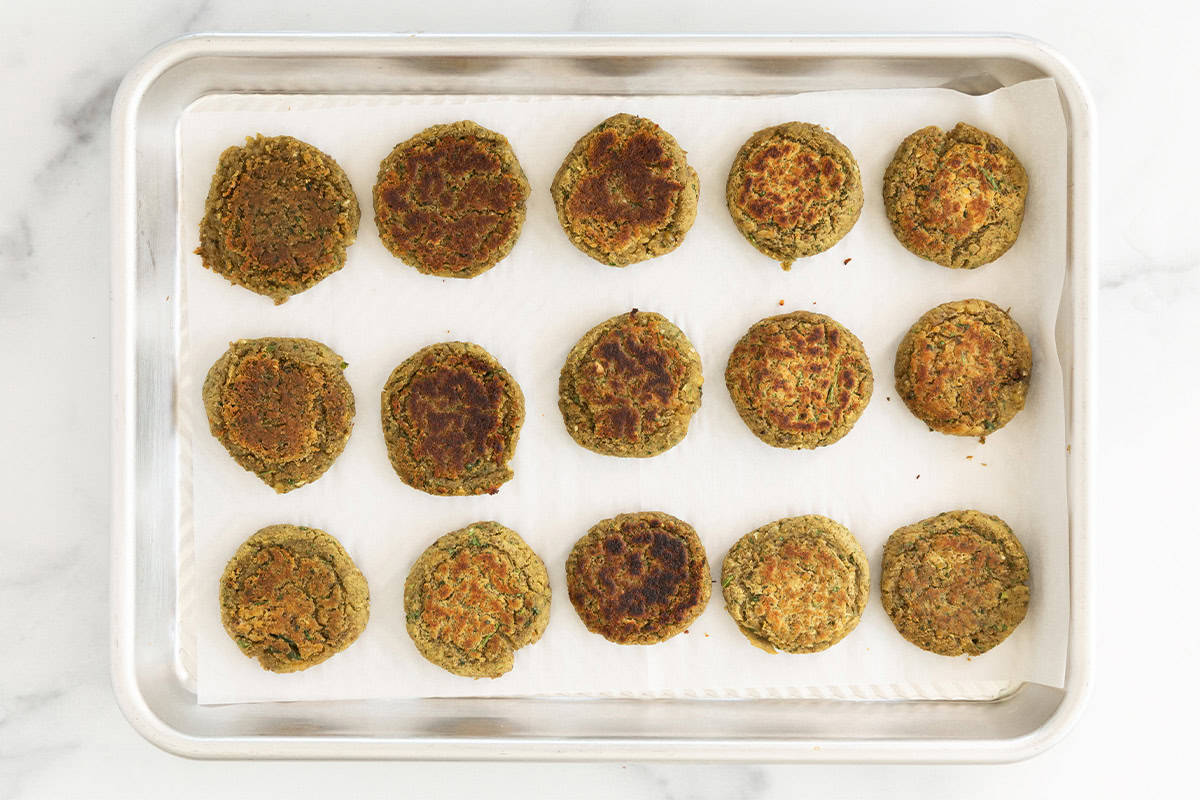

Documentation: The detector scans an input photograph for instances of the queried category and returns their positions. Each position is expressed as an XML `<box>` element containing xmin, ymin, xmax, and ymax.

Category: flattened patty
<box><xmin>721</xmin><ymin>516</ymin><xmax>869</xmax><ymax>654</ymax></box>
<box><xmin>219</xmin><ymin>524</ymin><xmax>369</xmax><ymax>673</ymax></box>
<box><xmin>881</xmin><ymin>510</ymin><xmax>1030</xmax><ymax>656</ymax></box>
<box><xmin>550</xmin><ymin>113</ymin><xmax>699</xmax><ymax>266</ymax></box>
<box><xmin>894</xmin><ymin>299</ymin><xmax>1032</xmax><ymax>437</ymax></box>
<box><xmin>404</xmin><ymin>521</ymin><xmax>551</xmax><ymax>678</ymax></box>
<box><xmin>381</xmin><ymin>341</ymin><xmax>524</xmax><ymax>496</ymax></box>
<box><xmin>725</xmin><ymin>310</ymin><xmax>873</xmax><ymax>449</ymax></box>
<box><xmin>882</xmin><ymin>122</ymin><xmax>1028</xmax><ymax>269</ymax></box>
<box><xmin>373</xmin><ymin>120</ymin><xmax>530</xmax><ymax>278</ymax></box>
<box><xmin>197</xmin><ymin>134</ymin><xmax>360</xmax><ymax>303</ymax></box>
<box><xmin>202</xmin><ymin>337</ymin><xmax>355</xmax><ymax>493</ymax></box>
<box><xmin>726</xmin><ymin>122</ymin><xmax>863</xmax><ymax>269</ymax></box>
<box><xmin>566</xmin><ymin>511</ymin><xmax>711</xmax><ymax>645</ymax></box>
<box><xmin>558</xmin><ymin>309</ymin><xmax>703</xmax><ymax>457</ymax></box>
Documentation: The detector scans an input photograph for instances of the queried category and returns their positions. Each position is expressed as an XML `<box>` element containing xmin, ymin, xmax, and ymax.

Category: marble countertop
<box><xmin>2</xmin><ymin>0</ymin><xmax>1197</xmax><ymax>796</ymax></box>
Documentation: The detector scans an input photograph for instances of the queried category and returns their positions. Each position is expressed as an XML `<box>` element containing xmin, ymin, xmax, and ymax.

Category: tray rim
<box><xmin>110</xmin><ymin>31</ymin><xmax>1096</xmax><ymax>763</ymax></box>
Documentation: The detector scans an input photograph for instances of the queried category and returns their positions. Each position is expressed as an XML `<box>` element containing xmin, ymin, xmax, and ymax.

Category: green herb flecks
<box><xmin>981</xmin><ymin>168</ymin><xmax>1001</xmax><ymax>191</ymax></box>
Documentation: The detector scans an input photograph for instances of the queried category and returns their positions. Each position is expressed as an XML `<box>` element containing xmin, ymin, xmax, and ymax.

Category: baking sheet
<box><xmin>179</xmin><ymin>79</ymin><xmax>1068</xmax><ymax>704</ymax></box>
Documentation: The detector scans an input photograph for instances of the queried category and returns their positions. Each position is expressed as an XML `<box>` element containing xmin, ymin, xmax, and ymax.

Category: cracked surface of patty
<box><xmin>381</xmin><ymin>342</ymin><xmax>524</xmax><ymax>496</ymax></box>
<box><xmin>202</xmin><ymin>337</ymin><xmax>355</xmax><ymax>493</ymax></box>
<box><xmin>373</xmin><ymin>120</ymin><xmax>530</xmax><ymax>278</ymax></box>
<box><xmin>197</xmin><ymin>135</ymin><xmax>360</xmax><ymax>303</ymax></box>
<box><xmin>882</xmin><ymin>122</ymin><xmax>1028</xmax><ymax>269</ymax></box>
<box><xmin>558</xmin><ymin>309</ymin><xmax>703</xmax><ymax>457</ymax></box>
<box><xmin>219</xmin><ymin>524</ymin><xmax>369</xmax><ymax>673</ymax></box>
<box><xmin>726</xmin><ymin>122</ymin><xmax>863</xmax><ymax>269</ymax></box>
<box><xmin>894</xmin><ymin>298</ymin><xmax>1032</xmax><ymax>437</ymax></box>
<box><xmin>881</xmin><ymin>509</ymin><xmax>1030</xmax><ymax>656</ymax></box>
<box><xmin>404</xmin><ymin>521</ymin><xmax>551</xmax><ymax>678</ymax></box>
<box><xmin>550</xmin><ymin>113</ymin><xmax>699</xmax><ymax>266</ymax></box>
<box><xmin>566</xmin><ymin>511</ymin><xmax>711</xmax><ymax>645</ymax></box>
<box><xmin>725</xmin><ymin>310</ymin><xmax>873</xmax><ymax>449</ymax></box>
<box><xmin>721</xmin><ymin>515</ymin><xmax>869</xmax><ymax>654</ymax></box>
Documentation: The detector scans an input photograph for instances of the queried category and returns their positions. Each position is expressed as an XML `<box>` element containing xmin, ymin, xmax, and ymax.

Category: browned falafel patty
<box><xmin>726</xmin><ymin>122</ymin><xmax>863</xmax><ymax>269</ymax></box>
<box><xmin>373</xmin><ymin>120</ymin><xmax>530</xmax><ymax>278</ymax></box>
<box><xmin>550</xmin><ymin>113</ymin><xmax>699</xmax><ymax>266</ymax></box>
<box><xmin>404</xmin><ymin>522</ymin><xmax>551</xmax><ymax>678</ymax></box>
<box><xmin>566</xmin><ymin>511</ymin><xmax>711</xmax><ymax>645</ymax></box>
<box><xmin>894</xmin><ymin>299</ymin><xmax>1032</xmax><ymax>437</ymax></box>
<box><xmin>197</xmin><ymin>134</ymin><xmax>360</xmax><ymax>303</ymax></box>
<box><xmin>882</xmin><ymin>122</ymin><xmax>1028</xmax><ymax>269</ymax></box>
<box><xmin>721</xmin><ymin>515</ymin><xmax>869</xmax><ymax>654</ymax></box>
<box><xmin>725</xmin><ymin>310</ymin><xmax>873</xmax><ymax>449</ymax></box>
<box><xmin>558</xmin><ymin>309</ymin><xmax>703</xmax><ymax>457</ymax></box>
<box><xmin>881</xmin><ymin>509</ymin><xmax>1030</xmax><ymax>656</ymax></box>
<box><xmin>202</xmin><ymin>337</ymin><xmax>355</xmax><ymax>493</ymax></box>
<box><xmin>381</xmin><ymin>342</ymin><xmax>524</xmax><ymax>496</ymax></box>
<box><xmin>219</xmin><ymin>524</ymin><xmax>369</xmax><ymax>673</ymax></box>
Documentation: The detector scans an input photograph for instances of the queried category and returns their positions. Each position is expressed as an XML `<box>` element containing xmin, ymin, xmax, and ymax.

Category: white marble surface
<box><xmin>1</xmin><ymin>0</ymin><xmax>1196</xmax><ymax>796</ymax></box>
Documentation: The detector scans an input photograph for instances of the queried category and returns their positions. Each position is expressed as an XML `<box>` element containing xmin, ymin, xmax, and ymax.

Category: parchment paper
<box><xmin>179</xmin><ymin>79</ymin><xmax>1069</xmax><ymax>704</ymax></box>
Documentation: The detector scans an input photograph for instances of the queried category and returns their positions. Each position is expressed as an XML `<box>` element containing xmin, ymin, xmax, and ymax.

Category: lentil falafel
<box><xmin>202</xmin><ymin>337</ymin><xmax>355</xmax><ymax>493</ymax></box>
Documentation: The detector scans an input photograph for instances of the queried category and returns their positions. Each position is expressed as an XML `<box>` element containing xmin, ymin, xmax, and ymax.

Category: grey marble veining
<box><xmin>2</xmin><ymin>0</ymin><xmax>1198</xmax><ymax>797</ymax></box>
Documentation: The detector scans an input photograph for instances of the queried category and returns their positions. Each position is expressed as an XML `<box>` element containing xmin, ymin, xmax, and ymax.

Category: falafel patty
<box><xmin>882</xmin><ymin>122</ymin><xmax>1028</xmax><ymax>269</ymax></box>
<box><xmin>880</xmin><ymin>509</ymin><xmax>1030</xmax><ymax>656</ymax></box>
<box><xmin>550</xmin><ymin>113</ymin><xmax>699</xmax><ymax>266</ymax></box>
<box><xmin>404</xmin><ymin>521</ymin><xmax>551</xmax><ymax>678</ymax></box>
<box><xmin>721</xmin><ymin>515</ymin><xmax>869</xmax><ymax>654</ymax></box>
<box><xmin>894</xmin><ymin>298</ymin><xmax>1032</xmax><ymax>437</ymax></box>
<box><xmin>725</xmin><ymin>310</ymin><xmax>873</xmax><ymax>449</ymax></box>
<box><xmin>726</xmin><ymin>122</ymin><xmax>863</xmax><ymax>269</ymax></box>
<box><xmin>373</xmin><ymin>120</ymin><xmax>530</xmax><ymax>278</ymax></box>
<box><xmin>202</xmin><ymin>337</ymin><xmax>355</xmax><ymax>493</ymax></box>
<box><xmin>197</xmin><ymin>134</ymin><xmax>360</xmax><ymax>303</ymax></box>
<box><xmin>219</xmin><ymin>524</ymin><xmax>369</xmax><ymax>673</ymax></box>
<box><xmin>566</xmin><ymin>511</ymin><xmax>711</xmax><ymax>645</ymax></box>
<box><xmin>381</xmin><ymin>341</ymin><xmax>524</xmax><ymax>496</ymax></box>
<box><xmin>558</xmin><ymin>309</ymin><xmax>703</xmax><ymax>457</ymax></box>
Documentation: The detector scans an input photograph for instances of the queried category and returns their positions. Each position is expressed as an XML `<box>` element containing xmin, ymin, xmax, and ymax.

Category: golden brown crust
<box><xmin>373</xmin><ymin>120</ymin><xmax>530</xmax><ymax>278</ymax></box>
<box><xmin>219</xmin><ymin>524</ymin><xmax>369</xmax><ymax>673</ymax></box>
<box><xmin>725</xmin><ymin>310</ymin><xmax>873</xmax><ymax>449</ymax></box>
<box><xmin>882</xmin><ymin>122</ymin><xmax>1028</xmax><ymax>269</ymax></box>
<box><xmin>404</xmin><ymin>521</ymin><xmax>551</xmax><ymax>678</ymax></box>
<box><xmin>558</xmin><ymin>309</ymin><xmax>703</xmax><ymax>458</ymax></box>
<box><xmin>894</xmin><ymin>299</ymin><xmax>1032</xmax><ymax>437</ymax></box>
<box><xmin>565</xmin><ymin>511</ymin><xmax>711</xmax><ymax>645</ymax></box>
<box><xmin>550</xmin><ymin>113</ymin><xmax>699</xmax><ymax>266</ymax></box>
<box><xmin>721</xmin><ymin>516</ymin><xmax>869</xmax><ymax>654</ymax></box>
<box><xmin>197</xmin><ymin>135</ymin><xmax>360</xmax><ymax>303</ymax></box>
<box><xmin>726</xmin><ymin>122</ymin><xmax>863</xmax><ymax>269</ymax></box>
<box><xmin>881</xmin><ymin>510</ymin><xmax>1030</xmax><ymax>656</ymax></box>
<box><xmin>202</xmin><ymin>337</ymin><xmax>355</xmax><ymax>493</ymax></box>
<box><xmin>381</xmin><ymin>342</ymin><xmax>524</xmax><ymax>496</ymax></box>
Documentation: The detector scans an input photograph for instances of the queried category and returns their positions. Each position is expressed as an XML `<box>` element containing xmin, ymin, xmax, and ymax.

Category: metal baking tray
<box><xmin>110</xmin><ymin>33</ymin><xmax>1095</xmax><ymax>762</ymax></box>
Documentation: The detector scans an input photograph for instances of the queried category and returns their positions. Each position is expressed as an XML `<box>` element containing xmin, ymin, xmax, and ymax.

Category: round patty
<box><xmin>404</xmin><ymin>521</ymin><xmax>551</xmax><ymax>678</ymax></box>
<box><xmin>550</xmin><ymin>113</ymin><xmax>699</xmax><ymax>267</ymax></box>
<box><xmin>721</xmin><ymin>515</ymin><xmax>869</xmax><ymax>654</ymax></box>
<box><xmin>566</xmin><ymin>511</ymin><xmax>711</xmax><ymax>645</ymax></box>
<box><xmin>202</xmin><ymin>337</ymin><xmax>355</xmax><ymax>493</ymax></box>
<box><xmin>219</xmin><ymin>524</ymin><xmax>369</xmax><ymax>673</ymax></box>
<box><xmin>197</xmin><ymin>134</ymin><xmax>360</xmax><ymax>303</ymax></box>
<box><xmin>882</xmin><ymin>122</ymin><xmax>1028</xmax><ymax>269</ymax></box>
<box><xmin>726</xmin><ymin>122</ymin><xmax>863</xmax><ymax>270</ymax></box>
<box><xmin>881</xmin><ymin>509</ymin><xmax>1030</xmax><ymax>656</ymax></box>
<box><xmin>381</xmin><ymin>341</ymin><xmax>524</xmax><ymax>496</ymax></box>
<box><xmin>373</xmin><ymin>120</ymin><xmax>530</xmax><ymax>278</ymax></box>
<box><xmin>725</xmin><ymin>310</ymin><xmax>873</xmax><ymax>449</ymax></box>
<box><xmin>558</xmin><ymin>309</ymin><xmax>703</xmax><ymax>457</ymax></box>
<box><xmin>894</xmin><ymin>299</ymin><xmax>1032</xmax><ymax>437</ymax></box>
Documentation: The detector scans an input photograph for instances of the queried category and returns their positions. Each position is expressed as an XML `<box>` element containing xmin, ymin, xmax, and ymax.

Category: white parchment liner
<box><xmin>179</xmin><ymin>80</ymin><xmax>1069</xmax><ymax>704</ymax></box>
